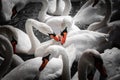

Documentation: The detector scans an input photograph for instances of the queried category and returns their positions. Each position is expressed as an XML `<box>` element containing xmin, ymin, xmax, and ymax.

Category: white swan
<box><xmin>1</xmin><ymin>56</ymin><xmax>63</xmax><ymax>80</ymax></box>
<box><xmin>39</xmin><ymin>45</ymin><xmax>71</xmax><ymax>80</ymax></box>
<box><xmin>87</xmin><ymin>0</ymin><xmax>112</xmax><ymax>33</ymax></box>
<box><xmin>0</xmin><ymin>25</ymin><xmax>31</xmax><ymax>54</ymax></box>
<box><xmin>73</xmin><ymin>0</ymin><xmax>104</xmax><ymax>29</ymax></box>
<box><xmin>38</xmin><ymin>0</ymin><xmax>71</xmax><ymax>22</ymax></box>
<box><xmin>0</xmin><ymin>35</ymin><xmax>13</xmax><ymax>79</ymax></box>
<box><xmin>78</xmin><ymin>49</ymin><xmax>107</xmax><ymax>80</ymax></box>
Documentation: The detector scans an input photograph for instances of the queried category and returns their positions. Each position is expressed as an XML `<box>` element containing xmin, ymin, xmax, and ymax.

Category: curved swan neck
<box><xmin>99</xmin><ymin>0</ymin><xmax>112</xmax><ymax>25</ymax></box>
<box><xmin>62</xmin><ymin>0</ymin><xmax>71</xmax><ymax>15</ymax></box>
<box><xmin>53</xmin><ymin>0</ymin><xmax>63</xmax><ymax>15</ymax></box>
<box><xmin>0</xmin><ymin>35</ymin><xmax>13</xmax><ymax>79</ymax></box>
<box><xmin>38</xmin><ymin>0</ymin><xmax>48</xmax><ymax>21</ymax></box>
<box><xmin>25</xmin><ymin>19</ymin><xmax>41</xmax><ymax>54</ymax></box>
<box><xmin>80</xmin><ymin>0</ymin><xmax>94</xmax><ymax>11</ymax></box>
<box><xmin>59</xmin><ymin>48</ymin><xmax>71</xmax><ymax>80</ymax></box>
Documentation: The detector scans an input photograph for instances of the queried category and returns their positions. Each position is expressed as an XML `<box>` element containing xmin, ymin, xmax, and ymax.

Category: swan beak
<box><xmin>92</xmin><ymin>0</ymin><xmax>99</xmax><ymax>7</ymax></box>
<box><xmin>39</xmin><ymin>54</ymin><xmax>50</xmax><ymax>71</ymax></box>
<box><xmin>39</xmin><ymin>58</ymin><xmax>49</xmax><ymax>71</ymax></box>
<box><xmin>49</xmin><ymin>33</ymin><xmax>60</xmax><ymax>41</ymax></box>
<box><xmin>61</xmin><ymin>32</ymin><xmax>67</xmax><ymax>45</ymax></box>
<box><xmin>60</xmin><ymin>27</ymin><xmax>67</xmax><ymax>45</ymax></box>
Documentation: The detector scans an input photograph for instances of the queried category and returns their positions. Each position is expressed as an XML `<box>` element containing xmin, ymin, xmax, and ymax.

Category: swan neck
<box><xmin>53</xmin><ymin>0</ymin><xmax>63</xmax><ymax>15</ymax></box>
<box><xmin>78</xmin><ymin>60</ymin><xmax>88</xmax><ymax>80</ymax></box>
<box><xmin>62</xmin><ymin>0</ymin><xmax>71</xmax><ymax>15</ymax></box>
<box><xmin>25</xmin><ymin>20</ymin><xmax>41</xmax><ymax>54</ymax></box>
<box><xmin>60</xmin><ymin>49</ymin><xmax>71</xmax><ymax>80</ymax></box>
<box><xmin>73</xmin><ymin>0</ymin><xmax>93</xmax><ymax>19</ymax></box>
<box><xmin>100</xmin><ymin>0</ymin><xmax>112</xmax><ymax>25</ymax></box>
<box><xmin>38</xmin><ymin>0</ymin><xmax>48</xmax><ymax>21</ymax></box>
<box><xmin>0</xmin><ymin>36</ymin><xmax>13</xmax><ymax>79</ymax></box>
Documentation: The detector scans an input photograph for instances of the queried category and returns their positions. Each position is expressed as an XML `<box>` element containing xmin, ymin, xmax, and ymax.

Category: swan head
<box><xmin>39</xmin><ymin>45</ymin><xmax>65</xmax><ymax>71</ymax></box>
<box><xmin>0</xmin><ymin>25</ymin><xmax>18</xmax><ymax>53</ymax></box>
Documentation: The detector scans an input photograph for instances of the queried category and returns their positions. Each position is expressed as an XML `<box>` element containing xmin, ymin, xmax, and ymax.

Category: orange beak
<box><xmin>49</xmin><ymin>34</ymin><xmax>61</xmax><ymax>41</ymax></box>
<box><xmin>39</xmin><ymin>58</ymin><xmax>49</xmax><ymax>71</ymax></box>
<box><xmin>11</xmin><ymin>41</ymin><xmax>17</xmax><ymax>54</ymax></box>
<box><xmin>61</xmin><ymin>32</ymin><xmax>67</xmax><ymax>45</ymax></box>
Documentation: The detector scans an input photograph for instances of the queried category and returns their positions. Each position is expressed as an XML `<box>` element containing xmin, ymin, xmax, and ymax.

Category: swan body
<box><xmin>0</xmin><ymin>35</ymin><xmax>13</xmax><ymax>79</ymax></box>
<box><xmin>62</xmin><ymin>31</ymin><xmax>110</xmax><ymax>60</ymax></box>
<box><xmin>73</xmin><ymin>0</ymin><xmax>104</xmax><ymax>29</ymax></box>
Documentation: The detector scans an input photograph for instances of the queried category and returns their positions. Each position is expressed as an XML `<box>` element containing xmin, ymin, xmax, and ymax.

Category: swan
<box><xmin>38</xmin><ymin>45</ymin><xmax>71</xmax><ymax>80</ymax></box>
<box><xmin>73</xmin><ymin>0</ymin><xmax>104</xmax><ymax>29</ymax></box>
<box><xmin>0</xmin><ymin>35</ymin><xmax>13</xmax><ymax>79</ymax></box>
<box><xmin>87</xmin><ymin>0</ymin><xmax>120</xmax><ymax>35</ymax></box>
<box><xmin>78</xmin><ymin>49</ymin><xmax>107</xmax><ymax>80</ymax></box>
<box><xmin>87</xmin><ymin>0</ymin><xmax>112</xmax><ymax>33</ymax></box>
<box><xmin>38</xmin><ymin>0</ymin><xmax>71</xmax><ymax>22</ymax></box>
<box><xmin>1</xmin><ymin>56</ymin><xmax>63</xmax><ymax>80</ymax></box>
<box><xmin>0</xmin><ymin>25</ymin><xmax>31</xmax><ymax>54</ymax></box>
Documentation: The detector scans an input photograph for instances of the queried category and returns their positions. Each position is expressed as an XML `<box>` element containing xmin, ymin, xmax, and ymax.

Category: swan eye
<box><xmin>11</xmin><ymin>6</ymin><xmax>17</xmax><ymax>19</ymax></box>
